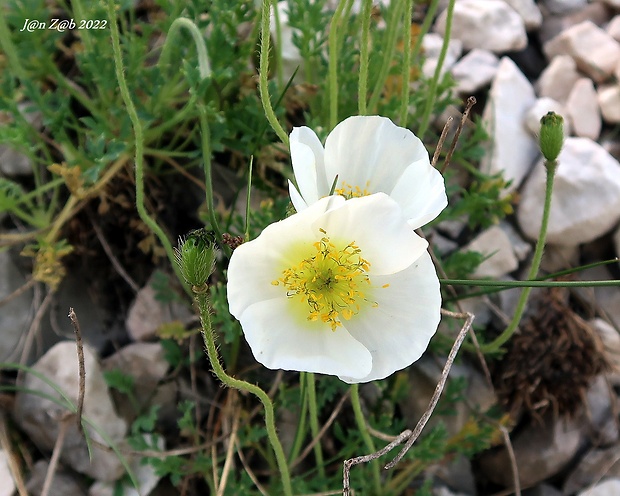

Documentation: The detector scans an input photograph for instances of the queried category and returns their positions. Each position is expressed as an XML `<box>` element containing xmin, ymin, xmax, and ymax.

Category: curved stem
<box><xmin>106</xmin><ymin>0</ymin><xmax>186</xmax><ymax>292</ymax></box>
<box><xmin>306</xmin><ymin>373</ymin><xmax>325</xmax><ymax>479</ymax></box>
<box><xmin>398</xmin><ymin>0</ymin><xmax>413</xmax><ymax>126</ymax></box>
<box><xmin>328</xmin><ymin>0</ymin><xmax>347</xmax><ymax>129</ymax></box>
<box><xmin>440</xmin><ymin>278</ymin><xmax>620</xmax><ymax>288</ymax></box>
<box><xmin>196</xmin><ymin>292</ymin><xmax>293</xmax><ymax>496</ymax></box>
<box><xmin>198</xmin><ymin>103</ymin><xmax>222</xmax><ymax>243</ymax></box>
<box><xmin>482</xmin><ymin>160</ymin><xmax>558</xmax><ymax>353</ymax></box>
<box><xmin>417</xmin><ymin>0</ymin><xmax>455</xmax><ymax>139</ymax></box>
<box><xmin>259</xmin><ymin>0</ymin><xmax>289</xmax><ymax>145</ymax></box>
<box><xmin>158</xmin><ymin>17</ymin><xmax>211</xmax><ymax>79</ymax></box>
<box><xmin>358</xmin><ymin>0</ymin><xmax>372</xmax><ymax>115</ymax></box>
<box><xmin>367</xmin><ymin>0</ymin><xmax>404</xmax><ymax>114</ymax></box>
<box><xmin>350</xmin><ymin>384</ymin><xmax>381</xmax><ymax>494</ymax></box>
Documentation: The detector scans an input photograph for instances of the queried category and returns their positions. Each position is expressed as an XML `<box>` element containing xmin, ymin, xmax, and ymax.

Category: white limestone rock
<box><xmin>591</xmin><ymin>318</ymin><xmax>620</xmax><ymax>384</ymax></box>
<box><xmin>478</xmin><ymin>415</ymin><xmax>582</xmax><ymax>487</ymax></box>
<box><xmin>403</xmin><ymin>356</ymin><xmax>496</xmax><ymax>438</ymax></box>
<box><xmin>576</xmin><ymin>266</ymin><xmax>620</xmax><ymax>332</ymax></box>
<box><xmin>607</xmin><ymin>15</ymin><xmax>620</xmax><ymax>42</ymax></box>
<box><xmin>525</xmin><ymin>97</ymin><xmax>570</xmax><ymax>137</ymax></box>
<box><xmin>102</xmin><ymin>342</ymin><xmax>170</xmax><ymax>421</ymax></box>
<box><xmin>517</xmin><ymin>137</ymin><xmax>620</xmax><ymax>245</ymax></box>
<box><xmin>481</xmin><ymin>57</ymin><xmax>539</xmax><ymax>193</ymax></box>
<box><xmin>614</xmin><ymin>224</ymin><xmax>620</xmax><ymax>260</ymax></box>
<box><xmin>541</xmin><ymin>0</ymin><xmax>588</xmax><ymax>14</ymax></box>
<box><xmin>499</xmin><ymin>221</ymin><xmax>531</xmax><ymax>261</ymax></box>
<box><xmin>25</xmin><ymin>460</ymin><xmax>84</xmax><ymax>496</ymax></box>
<box><xmin>422</xmin><ymin>33</ymin><xmax>463</xmax><ymax>79</ymax></box>
<box><xmin>598</xmin><ymin>85</ymin><xmax>620</xmax><ymax>123</ymax></box>
<box><xmin>566</xmin><ymin>78</ymin><xmax>602</xmax><ymax>140</ymax></box>
<box><xmin>0</xmin><ymin>450</ymin><xmax>15</xmax><ymax>496</ymax></box>
<box><xmin>89</xmin><ymin>434</ymin><xmax>165</xmax><ymax>496</ymax></box>
<box><xmin>544</xmin><ymin>21</ymin><xmax>620</xmax><ymax>83</ymax></box>
<box><xmin>462</xmin><ymin>225</ymin><xmax>519</xmax><ymax>278</ymax></box>
<box><xmin>503</xmin><ymin>0</ymin><xmax>543</xmax><ymax>30</ymax></box>
<box><xmin>579</xmin><ymin>479</ymin><xmax>620</xmax><ymax>496</ymax></box>
<box><xmin>126</xmin><ymin>273</ymin><xmax>192</xmax><ymax>341</ymax></box>
<box><xmin>450</xmin><ymin>49</ymin><xmax>500</xmax><ymax>95</ymax></box>
<box><xmin>13</xmin><ymin>342</ymin><xmax>127</xmax><ymax>482</ymax></box>
<box><xmin>536</xmin><ymin>55</ymin><xmax>581</xmax><ymax>105</ymax></box>
<box><xmin>434</xmin><ymin>0</ymin><xmax>527</xmax><ymax>53</ymax></box>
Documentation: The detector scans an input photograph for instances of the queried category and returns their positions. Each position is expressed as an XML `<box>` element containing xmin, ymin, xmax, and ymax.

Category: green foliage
<box><xmin>442</xmin><ymin>250</ymin><xmax>487</xmax><ymax>280</ymax></box>
<box><xmin>103</xmin><ymin>368</ymin><xmax>135</xmax><ymax>397</ymax></box>
<box><xmin>160</xmin><ymin>338</ymin><xmax>186</xmax><ymax>368</ymax></box>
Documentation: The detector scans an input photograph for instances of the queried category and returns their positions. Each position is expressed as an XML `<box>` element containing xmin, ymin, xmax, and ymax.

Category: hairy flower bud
<box><xmin>175</xmin><ymin>229</ymin><xmax>217</xmax><ymax>291</ymax></box>
<box><xmin>539</xmin><ymin>112</ymin><xmax>564</xmax><ymax>163</ymax></box>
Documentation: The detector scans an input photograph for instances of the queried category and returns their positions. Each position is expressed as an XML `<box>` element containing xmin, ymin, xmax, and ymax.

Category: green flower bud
<box><xmin>539</xmin><ymin>112</ymin><xmax>564</xmax><ymax>162</ymax></box>
<box><xmin>175</xmin><ymin>229</ymin><xmax>217</xmax><ymax>292</ymax></box>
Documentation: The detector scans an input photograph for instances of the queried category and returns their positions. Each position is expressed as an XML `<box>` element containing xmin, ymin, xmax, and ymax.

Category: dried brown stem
<box><xmin>0</xmin><ymin>412</ymin><xmax>28</xmax><ymax>496</ymax></box>
<box><xmin>217</xmin><ymin>397</ymin><xmax>240</xmax><ymax>496</ymax></box>
<box><xmin>41</xmin><ymin>414</ymin><xmax>72</xmax><ymax>496</ymax></box>
<box><xmin>68</xmin><ymin>307</ymin><xmax>85</xmax><ymax>434</ymax></box>
<box><xmin>343</xmin><ymin>310</ymin><xmax>474</xmax><ymax>494</ymax></box>
<box><xmin>440</xmin><ymin>95</ymin><xmax>476</xmax><ymax>174</ymax></box>
<box><xmin>235</xmin><ymin>438</ymin><xmax>270</xmax><ymax>496</ymax></box>
<box><xmin>88</xmin><ymin>210</ymin><xmax>140</xmax><ymax>293</ymax></box>
<box><xmin>386</xmin><ymin>309</ymin><xmax>473</xmax><ymax>468</ymax></box>
<box><xmin>500</xmin><ymin>424</ymin><xmax>521</xmax><ymax>496</ymax></box>
<box><xmin>0</xmin><ymin>278</ymin><xmax>36</xmax><ymax>308</ymax></box>
<box><xmin>432</xmin><ymin>116</ymin><xmax>453</xmax><ymax>168</ymax></box>
<box><xmin>19</xmin><ymin>287</ymin><xmax>54</xmax><ymax>367</ymax></box>
<box><xmin>292</xmin><ymin>390</ymin><xmax>351</xmax><ymax>469</ymax></box>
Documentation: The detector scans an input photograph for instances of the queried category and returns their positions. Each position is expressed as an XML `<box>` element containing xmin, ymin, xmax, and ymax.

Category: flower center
<box><xmin>272</xmin><ymin>229</ymin><xmax>375</xmax><ymax>330</ymax></box>
<box><xmin>334</xmin><ymin>180</ymin><xmax>372</xmax><ymax>199</ymax></box>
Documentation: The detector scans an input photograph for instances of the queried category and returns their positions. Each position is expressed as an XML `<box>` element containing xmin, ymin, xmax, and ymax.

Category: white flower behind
<box><xmin>289</xmin><ymin>115</ymin><xmax>448</xmax><ymax>229</ymax></box>
<box><xmin>227</xmin><ymin>193</ymin><xmax>441</xmax><ymax>383</ymax></box>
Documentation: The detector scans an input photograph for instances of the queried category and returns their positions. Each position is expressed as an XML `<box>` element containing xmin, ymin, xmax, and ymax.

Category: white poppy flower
<box><xmin>289</xmin><ymin>115</ymin><xmax>448</xmax><ymax>229</ymax></box>
<box><xmin>227</xmin><ymin>193</ymin><xmax>441</xmax><ymax>383</ymax></box>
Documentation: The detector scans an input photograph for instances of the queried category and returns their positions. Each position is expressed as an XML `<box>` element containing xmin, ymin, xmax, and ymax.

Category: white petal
<box><xmin>313</xmin><ymin>193</ymin><xmax>428</xmax><ymax>275</ymax></box>
<box><xmin>227</xmin><ymin>196</ymin><xmax>345</xmax><ymax>317</ymax></box>
<box><xmin>339</xmin><ymin>251</ymin><xmax>441</xmax><ymax>383</ymax></box>
<box><xmin>390</xmin><ymin>159</ymin><xmax>448</xmax><ymax>229</ymax></box>
<box><xmin>240</xmin><ymin>297</ymin><xmax>373</xmax><ymax>379</ymax></box>
<box><xmin>324</xmin><ymin>116</ymin><xmax>430</xmax><ymax>194</ymax></box>
<box><xmin>288</xmin><ymin>179</ymin><xmax>308</xmax><ymax>212</ymax></box>
<box><xmin>290</xmin><ymin>126</ymin><xmax>329</xmax><ymax>204</ymax></box>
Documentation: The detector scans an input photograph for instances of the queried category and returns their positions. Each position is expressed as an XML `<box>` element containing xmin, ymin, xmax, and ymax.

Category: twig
<box><xmin>41</xmin><ymin>414</ymin><xmax>72</xmax><ymax>496</ymax></box>
<box><xmin>236</xmin><ymin>438</ymin><xmax>270</xmax><ymax>496</ymax></box>
<box><xmin>0</xmin><ymin>412</ymin><xmax>28</xmax><ymax>496</ymax></box>
<box><xmin>292</xmin><ymin>390</ymin><xmax>351</xmax><ymax>469</ymax></box>
<box><xmin>18</xmin><ymin>287</ymin><xmax>54</xmax><ymax>367</ymax></box>
<box><xmin>386</xmin><ymin>309</ymin><xmax>473</xmax><ymax>468</ymax></box>
<box><xmin>217</xmin><ymin>396</ymin><xmax>240</xmax><ymax>496</ymax></box>
<box><xmin>343</xmin><ymin>430</ymin><xmax>412</xmax><ymax>496</ymax></box>
<box><xmin>342</xmin><ymin>310</ymin><xmax>474</xmax><ymax>495</ymax></box>
<box><xmin>68</xmin><ymin>308</ymin><xmax>85</xmax><ymax>434</ymax></box>
<box><xmin>0</xmin><ymin>278</ymin><xmax>36</xmax><ymax>307</ymax></box>
<box><xmin>431</xmin><ymin>116</ymin><xmax>453</xmax><ymax>168</ymax></box>
<box><xmin>440</xmin><ymin>96</ymin><xmax>476</xmax><ymax>174</ymax></box>
<box><xmin>88</xmin><ymin>210</ymin><xmax>140</xmax><ymax>293</ymax></box>
<box><xmin>499</xmin><ymin>424</ymin><xmax>521</xmax><ymax>496</ymax></box>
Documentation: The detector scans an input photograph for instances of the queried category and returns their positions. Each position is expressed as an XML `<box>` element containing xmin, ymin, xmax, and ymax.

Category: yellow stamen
<box><xmin>273</xmin><ymin>229</ymin><xmax>376</xmax><ymax>330</ymax></box>
<box><xmin>334</xmin><ymin>180</ymin><xmax>372</xmax><ymax>199</ymax></box>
